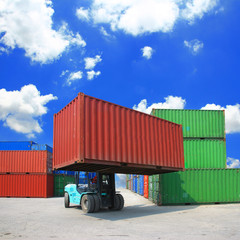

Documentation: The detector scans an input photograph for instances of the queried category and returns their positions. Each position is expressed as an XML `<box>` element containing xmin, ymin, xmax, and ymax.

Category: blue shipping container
<box><xmin>88</xmin><ymin>172</ymin><xmax>96</xmax><ymax>179</ymax></box>
<box><xmin>139</xmin><ymin>175</ymin><xmax>144</xmax><ymax>196</ymax></box>
<box><xmin>0</xmin><ymin>141</ymin><xmax>53</xmax><ymax>153</ymax></box>
<box><xmin>79</xmin><ymin>178</ymin><xmax>88</xmax><ymax>184</ymax></box>
<box><xmin>134</xmin><ymin>177</ymin><xmax>138</xmax><ymax>193</ymax></box>
<box><xmin>0</xmin><ymin>141</ymin><xmax>36</xmax><ymax>150</ymax></box>
<box><xmin>53</xmin><ymin>170</ymin><xmax>75</xmax><ymax>175</ymax></box>
<box><xmin>31</xmin><ymin>144</ymin><xmax>53</xmax><ymax>153</ymax></box>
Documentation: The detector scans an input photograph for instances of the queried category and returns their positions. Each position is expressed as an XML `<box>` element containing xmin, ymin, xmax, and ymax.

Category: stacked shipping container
<box><xmin>148</xmin><ymin>109</ymin><xmax>240</xmax><ymax>205</ymax></box>
<box><xmin>127</xmin><ymin>110</ymin><xmax>240</xmax><ymax>205</ymax></box>
<box><xmin>126</xmin><ymin>175</ymin><xmax>144</xmax><ymax>196</ymax></box>
<box><xmin>0</xmin><ymin>142</ymin><xmax>54</xmax><ymax>198</ymax></box>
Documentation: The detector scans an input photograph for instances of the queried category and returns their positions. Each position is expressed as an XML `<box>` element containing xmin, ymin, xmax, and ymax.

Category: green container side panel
<box><xmin>149</xmin><ymin>191</ymin><xmax>160</xmax><ymax>204</ymax></box>
<box><xmin>151</xmin><ymin>109</ymin><xmax>225</xmax><ymax>139</ymax></box>
<box><xmin>54</xmin><ymin>175</ymin><xmax>75</xmax><ymax>197</ymax></box>
<box><xmin>149</xmin><ymin>176</ymin><xmax>153</xmax><ymax>183</ymax></box>
<box><xmin>158</xmin><ymin>169</ymin><xmax>240</xmax><ymax>205</ymax></box>
<box><xmin>148</xmin><ymin>182</ymin><xmax>154</xmax><ymax>192</ymax></box>
<box><xmin>183</xmin><ymin>139</ymin><xmax>226</xmax><ymax>169</ymax></box>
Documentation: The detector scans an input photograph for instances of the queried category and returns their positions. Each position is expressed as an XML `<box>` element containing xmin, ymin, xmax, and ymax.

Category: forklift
<box><xmin>64</xmin><ymin>172</ymin><xmax>124</xmax><ymax>213</ymax></box>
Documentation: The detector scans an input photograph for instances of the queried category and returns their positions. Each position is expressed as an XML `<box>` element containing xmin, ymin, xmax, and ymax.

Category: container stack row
<box><xmin>127</xmin><ymin>110</ymin><xmax>240</xmax><ymax>205</ymax></box>
<box><xmin>0</xmin><ymin>142</ymin><xmax>54</xmax><ymax>198</ymax></box>
<box><xmin>126</xmin><ymin>175</ymin><xmax>144</xmax><ymax>196</ymax></box>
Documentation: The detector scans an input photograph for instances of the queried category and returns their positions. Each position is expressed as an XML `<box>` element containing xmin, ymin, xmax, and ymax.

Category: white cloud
<box><xmin>87</xmin><ymin>70</ymin><xmax>101</xmax><ymax>80</ymax></box>
<box><xmin>227</xmin><ymin>157</ymin><xmax>240</xmax><ymax>168</ymax></box>
<box><xmin>184</xmin><ymin>39</ymin><xmax>204</xmax><ymax>54</ymax></box>
<box><xmin>58</xmin><ymin>23</ymin><xmax>86</xmax><ymax>47</ymax></box>
<box><xmin>215</xmin><ymin>7</ymin><xmax>224</xmax><ymax>15</ymax></box>
<box><xmin>76</xmin><ymin>7</ymin><xmax>90</xmax><ymax>21</ymax></box>
<box><xmin>66</xmin><ymin>71</ymin><xmax>83</xmax><ymax>86</ymax></box>
<box><xmin>84</xmin><ymin>55</ymin><xmax>102</xmax><ymax>69</ymax></box>
<box><xmin>76</xmin><ymin>0</ymin><xmax>219</xmax><ymax>36</ymax></box>
<box><xmin>182</xmin><ymin>0</ymin><xmax>218</xmax><ymax>23</ymax></box>
<box><xmin>60</xmin><ymin>70</ymin><xmax>69</xmax><ymax>77</ymax></box>
<box><xmin>133</xmin><ymin>96</ymin><xmax>186</xmax><ymax>114</ymax></box>
<box><xmin>0</xmin><ymin>84</ymin><xmax>57</xmax><ymax>137</ymax></box>
<box><xmin>142</xmin><ymin>46</ymin><xmax>153</xmax><ymax>59</ymax></box>
<box><xmin>0</xmin><ymin>46</ymin><xmax>9</xmax><ymax>54</ymax></box>
<box><xmin>201</xmin><ymin>103</ymin><xmax>240</xmax><ymax>134</ymax></box>
<box><xmin>0</xmin><ymin>0</ymin><xmax>86</xmax><ymax>63</ymax></box>
<box><xmin>100</xmin><ymin>27</ymin><xmax>111</xmax><ymax>37</ymax></box>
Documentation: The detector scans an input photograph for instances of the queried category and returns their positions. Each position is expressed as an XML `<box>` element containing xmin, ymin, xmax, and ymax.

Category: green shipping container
<box><xmin>184</xmin><ymin>139</ymin><xmax>226</xmax><ymax>169</ymax></box>
<box><xmin>151</xmin><ymin>109</ymin><xmax>225</xmax><ymax>139</ymax></box>
<box><xmin>149</xmin><ymin>176</ymin><xmax>153</xmax><ymax>183</ymax></box>
<box><xmin>149</xmin><ymin>190</ymin><xmax>160</xmax><ymax>204</ymax></box>
<box><xmin>158</xmin><ymin>169</ymin><xmax>240</xmax><ymax>205</ymax></box>
<box><xmin>54</xmin><ymin>175</ymin><xmax>75</xmax><ymax>197</ymax></box>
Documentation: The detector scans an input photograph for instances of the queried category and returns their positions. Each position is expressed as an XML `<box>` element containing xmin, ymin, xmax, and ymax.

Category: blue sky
<box><xmin>0</xmin><ymin>0</ymin><xmax>240</xmax><ymax>168</ymax></box>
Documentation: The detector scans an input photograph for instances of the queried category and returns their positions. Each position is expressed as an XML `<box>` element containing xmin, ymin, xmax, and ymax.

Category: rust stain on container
<box><xmin>53</xmin><ymin>93</ymin><xmax>184</xmax><ymax>174</ymax></box>
<box><xmin>0</xmin><ymin>174</ymin><xmax>54</xmax><ymax>198</ymax></box>
<box><xmin>0</xmin><ymin>151</ymin><xmax>52</xmax><ymax>174</ymax></box>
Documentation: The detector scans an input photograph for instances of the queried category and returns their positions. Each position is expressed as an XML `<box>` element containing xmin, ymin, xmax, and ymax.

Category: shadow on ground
<box><xmin>71</xmin><ymin>204</ymin><xmax>198</xmax><ymax>221</ymax></box>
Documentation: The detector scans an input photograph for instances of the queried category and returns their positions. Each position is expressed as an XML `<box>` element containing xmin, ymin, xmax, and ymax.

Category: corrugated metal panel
<box><xmin>184</xmin><ymin>139</ymin><xmax>226</xmax><ymax>169</ymax></box>
<box><xmin>0</xmin><ymin>174</ymin><xmax>54</xmax><ymax>198</ymax></box>
<box><xmin>0</xmin><ymin>142</ymin><xmax>52</xmax><ymax>153</ymax></box>
<box><xmin>54</xmin><ymin>175</ymin><xmax>75</xmax><ymax>197</ymax></box>
<box><xmin>149</xmin><ymin>190</ymin><xmax>160</xmax><ymax>204</ymax></box>
<box><xmin>151</xmin><ymin>109</ymin><xmax>225</xmax><ymax>139</ymax></box>
<box><xmin>0</xmin><ymin>151</ymin><xmax>52</xmax><ymax>174</ymax></box>
<box><xmin>144</xmin><ymin>175</ymin><xmax>148</xmax><ymax>198</ymax></box>
<box><xmin>31</xmin><ymin>144</ymin><xmax>53</xmax><ymax>153</ymax></box>
<box><xmin>0</xmin><ymin>141</ymin><xmax>36</xmax><ymax>150</ymax></box>
<box><xmin>53</xmin><ymin>170</ymin><xmax>75</xmax><ymax>175</ymax></box>
<box><xmin>139</xmin><ymin>175</ymin><xmax>144</xmax><ymax>196</ymax></box>
<box><xmin>128</xmin><ymin>179</ymin><xmax>132</xmax><ymax>190</ymax></box>
<box><xmin>137</xmin><ymin>176</ymin><xmax>144</xmax><ymax>195</ymax></box>
<box><xmin>158</xmin><ymin>169</ymin><xmax>240</xmax><ymax>205</ymax></box>
<box><xmin>134</xmin><ymin>177</ymin><xmax>138</xmax><ymax>193</ymax></box>
<box><xmin>54</xmin><ymin>93</ymin><xmax>184</xmax><ymax>174</ymax></box>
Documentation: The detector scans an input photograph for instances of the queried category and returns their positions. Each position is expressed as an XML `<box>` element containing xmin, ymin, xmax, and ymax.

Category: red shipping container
<box><xmin>0</xmin><ymin>151</ymin><xmax>52</xmax><ymax>174</ymax></box>
<box><xmin>53</xmin><ymin>93</ymin><xmax>184</xmax><ymax>174</ymax></box>
<box><xmin>0</xmin><ymin>174</ymin><xmax>53</xmax><ymax>198</ymax></box>
<box><xmin>144</xmin><ymin>175</ymin><xmax>149</xmax><ymax>198</ymax></box>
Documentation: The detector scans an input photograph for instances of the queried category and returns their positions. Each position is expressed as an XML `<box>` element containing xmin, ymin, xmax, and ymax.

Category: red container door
<box><xmin>144</xmin><ymin>175</ymin><xmax>149</xmax><ymax>198</ymax></box>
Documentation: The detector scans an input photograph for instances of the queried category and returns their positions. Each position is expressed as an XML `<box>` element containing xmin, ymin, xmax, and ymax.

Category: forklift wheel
<box><xmin>116</xmin><ymin>194</ymin><xmax>124</xmax><ymax>210</ymax></box>
<box><xmin>109</xmin><ymin>194</ymin><xmax>120</xmax><ymax>210</ymax></box>
<box><xmin>81</xmin><ymin>195</ymin><xmax>95</xmax><ymax>213</ymax></box>
<box><xmin>92</xmin><ymin>195</ymin><xmax>100</xmax><ymax>212</ymax></box>
<box><xmin>64</xmin><ymin>192</ymin><xmax>70</xmax><ymax>208</ymax></box>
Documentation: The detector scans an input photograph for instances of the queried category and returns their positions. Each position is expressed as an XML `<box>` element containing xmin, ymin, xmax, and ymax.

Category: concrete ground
<box><xmin>0</xmin><ymin>189</ymin><xmax>240</xmax><ymax>240</ymax></box>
